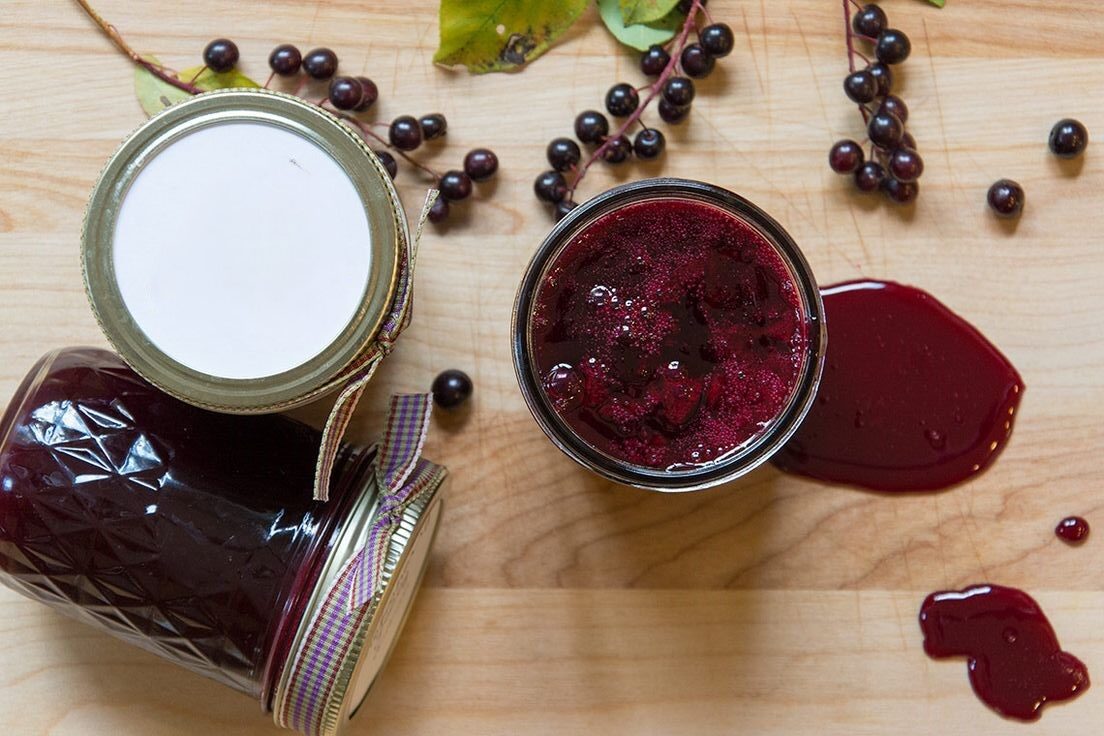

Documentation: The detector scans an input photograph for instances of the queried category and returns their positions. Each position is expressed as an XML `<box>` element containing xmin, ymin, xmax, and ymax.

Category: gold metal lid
<box><xmin>81</xmin><ymin>89</ymin><xmax>403</xmax><ymax>413</ymax></box>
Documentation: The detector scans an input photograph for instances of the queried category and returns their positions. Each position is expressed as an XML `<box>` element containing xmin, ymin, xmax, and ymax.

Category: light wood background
<box><xmin>1</xmin><ymin>1</ymin><xmax>1102</xmax><ymax>733</ymax></box>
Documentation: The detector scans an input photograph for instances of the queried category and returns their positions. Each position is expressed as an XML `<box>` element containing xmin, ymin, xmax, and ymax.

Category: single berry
<box><xmin>876</xmin><ymin>29</ymin><xmax>911</xmax><ymax>64</ymax></box>
<box><xmin>554</xmin><ymin>199</ymin><xmax>578</xmax><ymax>222</ymax></box>
<box><xmin>428</xmin><ymin>196</ymin><xmax>450</xmax><ymax>224</ymax></box>
<box><xmin>575</xmin><ymin>110</ymin><xmax>610</xmax><ymax>144</ymax></box>
<box><xmin>663</xmin><ymin>76</ymin><xmax>696</xmax><ymax>107</ymax></box>
<box><xmin>852</xmin><ymin>4</ymin><xmax>888</xmax><ymax>38</ymax></box>
<box><xmin>699</xmin><ymin>23</ymin><xmax>735</xmax><ymax>58</ymax></box>
<box><xmin>829</xmin><ymin>140</ymin><xmax>864</xmax><ymax>174</ymax></box>
<box><xmin>868</xmin><ymin>62</ymin><xmax>893</xmax><ymax>96</ymax></box>
<box><xmin>633</xmin><ymin>128</ymin><xmax>666</xmax><ymax>160</ymax></box>
<box><xmin>328</xmin><ymin>77</ymin><xmax>364</xmax><ymax>111</ymax></box>
<box><xmin>680</xmin><ymin>44</ymin><xmax>715</xmax><ymax>79</ymax></box>
<box><xmin>438</xmin><ymin>170</ymin><xmax>473</xmax><ymax>202</ymax></box>
<box><xmin>987</xmin><ymin>179</ymin><xmax>1025</xmax><ymax>218</ymax></box>
<box><xmin>534</xmin><ymin>170</ymin><xmax>568</xmax><ymax>203</ymax></box>
<box><xmin>389</xmin><ymin>115</ymin><xmax>422</xmax><ymax>151</ymax></box>
<box><xmin>843</xmin><ymin>70</ymin><xmax>878</xmax><ymax>104</ymax></box>
<box><xmin>658</xmin><ymin>99</ymin><xmax>691</xmax><ymax>124</ymax></box>
<box><xmin>677</xmin><ymin>0</ymin><xmax>707</xmax><ymax>13</ymax></box>
<box><xmin>419</xmin><ymin>113</ymin><xmax>448</xmax><ymax>140</ymax></box>
<box><xmin>901</xmin><ymin>131</ymin><xmax>917</xmax><ymax>150</ymax></box>
<box><xmin>879</xmin><ymin>95</ymin><xmax>908</xmax><ymax>124</ymax></box>
<box><xmin>882</xmin><ymin>176</ymin><xmax>919</xmax><ymax>204</ymax></box>
<box><xmin>868</xmin><ymin>111</ymin><xmax>904</xmax><ymax>148</ymax></box>
<box><xmin>354</xmin><ymin>77</ymin><xmax>378</xmax><ymax>111</ymax></box>
<box><xmin>1048</xmin><ymin>118</ymin><xmax>1089</xmax><ymax>159</ymax></box>
<box><xmin>888</xmin><ymin>147</ymin><xmax>923</xmax><ymax>182</ymax></box>
<box><xmin>605</xmin><ymin>83</ymin><xmax>640</xmax><ymax>117</ymax></box>
<box><xmin>432</xmin><ymin>369</ymin><xmax>472</xmax><ymax>409</ymax></box>
<box><xmin>547</xmin><ymin>138</ymin><xmax>582</xmax><ymax>171</ymax></box>
<box><xmin>203</xmin><ymin>39</ymin><xmax>239</xmax><ymax>73</ymax></box>
<box><xmin>302</xmin><ymin>48</ymin><xmax>339</xmax><ymax>80</ymax></box>
<box><xmin>602</xmin><ymin>135</ymin><xmax>633</xmax><ymax>164</ymax></box>
<box><xmin>463</xmin><ymin>148</ymin><xmax>499</xmax><ymax>181</ymax></box>
<box><xmin>268</xmin><ymin>44</ymin><xmax>302</xmax><ymax>76</ymax></box>
<box><xmin>374</xmin><ymin>150</ymin><xmax>398</xmax><ymax>179</ymax></box>
<box><xmin>854</xmin><ymin>161</ymin><xmax>886</xmax><ymax>192</ymax></box>
<box><xmin>640</xmin><ymin>45</ymin><xmax>671</xmax><ymax>76</ymax></box>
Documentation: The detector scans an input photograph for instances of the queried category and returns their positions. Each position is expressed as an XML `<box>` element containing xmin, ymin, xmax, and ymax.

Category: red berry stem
<box><xmin>842</xmin><ymin>0</ymin><xmax>871</xmax><ymax>126</ymax></box>
<box><xmin>333</xmin><ymin>112</ymin><xmax>443</xmax><ymax>179</ymax></box>
<box><xmin>567</xmin><ymin>0</ymin><xmax>705</xmax><ymax>199</ymax></box>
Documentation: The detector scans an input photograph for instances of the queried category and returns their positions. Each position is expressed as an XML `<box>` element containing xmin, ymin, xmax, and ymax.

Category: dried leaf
<box><xmin>619</xmin><ymin>0</ymin><xmax>680</xmax><ymax>26</ymax></box>
<box><xmin>599</xmin><ymin>0</ymin><xmax>683</xmax><ymax>52</ymax></box>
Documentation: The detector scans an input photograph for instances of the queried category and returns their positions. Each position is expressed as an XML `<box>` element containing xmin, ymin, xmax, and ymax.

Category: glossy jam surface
<box><xmin>1055</xmin><ymin>516</ymin><xmax>1090</xmax><ymax>543</ymax></box>
<box><xmin>920</xmin><ymin>584</ymin><xmax>1090</xmax><ymax>721</ymax></box>
<box><xmin>774</xmin><ymin>281</ymin><xmax>1023</xmax><ymax>491</ymax></box>
<box><xmin>0</xmin><ymin>348</ymin><xmax>364</xmax><ymax>701</ymax></box>
<box><xmin>530</xmin><ymin>198</ymin><xmax>808</xmax><ymax>470</ymax></box>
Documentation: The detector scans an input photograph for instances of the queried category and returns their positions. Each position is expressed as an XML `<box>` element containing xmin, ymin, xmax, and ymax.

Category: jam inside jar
<box><xmin>513</xmin><ymin>179</ymin><xmax>825</xmax><ymax>491</ymax></box>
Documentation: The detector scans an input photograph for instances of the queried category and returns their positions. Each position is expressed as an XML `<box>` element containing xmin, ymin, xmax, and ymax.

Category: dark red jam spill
<box><xmin>773</xmin><ymin>280</ymin><xmax>1023</xmax><ymax>491</ymax></box>
<box><xmin>530</xmin><ymin>198</ymin><xmax>808</xmax><ymax>470</ymax></box>
<box><xmin>1055</xmin><ymin>516</ymin><xmax>1090</xmax><ymax>544</ymax></box>
<box><xmin>919</xmin><ymin>584</ymin><xmax>1090</xmax><ymax>721</ymax></box>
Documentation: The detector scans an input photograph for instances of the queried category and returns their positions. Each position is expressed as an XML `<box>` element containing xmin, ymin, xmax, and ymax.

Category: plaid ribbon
<box><xmin>276</xmin><ymin>393</ymin><xmax>443</xmax><ymax>735</ymax></box>
<box><xmin>313</xmin><ymin>189</ymin><xmax>439</xmax><ymax>502</ymax></box>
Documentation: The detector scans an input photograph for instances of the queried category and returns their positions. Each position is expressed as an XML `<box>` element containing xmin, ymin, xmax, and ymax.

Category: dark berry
<box><xmin>852</xmin><ymin>4</ymin><xmax>887</xmax><ymax>38</ymax></box>
<box><xmin>534</xmin><ymin>170</ymin><xmax>568</xmax><ymax>203</ymax></box>
<box><xmin>389</xmin><ymin>115</ymin><xmax>422</xmax><ymax>151</ymax></box>
<box><xmin>843</xmin><ymin>70</ymin><xmax>877</xmax><ymax>104</ymax></box>
<box><xmin>302</xmin><ymin>48</ymin><xmax>338</xmax><ymax>80</ymax></box>
<box><xmin>268</xmin><ymin>44</ymin><xmax>302</xmax><ymax>76</ymax></box>
<box><xmin>438</xmin><ymin>170</ymin><xmax>473</xmax><ymax>202</ymax></box>
<box><xmin>547</xmin><ymin>138</ymin><xmax>581</xmax><ymax>171</ymax></box>
<box><xmin>602</xmin><ymin>135</ymin><xmax>633</xmax><ymax>164</ymax></box>
<box><xmin>677</xmin><ymin>0</ymin><xmax>707</xmax><ymax>13</ymax></box>
<box><xmin>879</xmin><ymin>95</ymin><xmax>908</xmax><ymax>124</ymax></box>
<box><xmin>575</xmin><ymin>110</ymin><xmax>609</xmax><ymax>144</ymax></box>
<box><xmin>554</xmin><ymin>199</ymin><xmax>578</xmax><ymax>222</ymax></box>
<box><xmin>354</xmin><ymin>77</ymin><xmax>378</xmax><ymax>111</ymax></box>
<box><xmin>882</xmin><ymin>176</ymin><xmax>919</xmax><ymax>204</ymax></box>
<box><xmin>868</xmin><ymin>111</ymin><xmax>904</xmax><ymax>148</ymax></box>
<box><xmin>203</xmin><ymin>39</ymin><xmax>239</xmax><ymax>73</ymax></box>
<box><xmin>829</xmin><ymin>140</ymin><xmax>864</xmax><ymax>174</ymax></box>
<box><xmin>854</xmin><ymin>161</ymin><xmax>886</xmax><ymax>192</ymax></box>
<box><xmin>699</xmin><ymin>23</ymin><xmax>735</xmax><ymax>58</ymax></box>
<box><xmin>1049</xmin><ymin>118</ymin><xmax>1089</xmax><ymax>159</ymax></box>
<box><xmin>680</xmin><ymin>44</ymin><xmax>715</xmax><ymax>79</ymax></box>
<box><xmin>663</xmin><ymin>76</ymin><xmax>696</xmax><ymax>107</ymax></box>
<box><xmin>888</xmin><ymin>147</ymin><xmax>923</xmax><ymax>182</ymax></box>
<box><xmin>658</xmin><ymin>99</ymin><xmax>691</xmax><ymax>124</ymax></box>
<box><xmin>633</xmin><ymin>128</ymin><xmax>665</xmax><ymax>160</ymax></box>
<box><xmin>901</xmin><ymin>131</ymin><xmax>917</xmax><ymax>150</ymax></box>
<box><xmin>328</xmin><ymin>77</ymin><xmax>363</xmax><ymax>111</ymax></box>
<box><xmin>374</xmin><ymin>150</ymin><xmax>398</xmax><ymax>179</ymax></box>
<box><xmin>640</xmin><ymin>45</ymin><xmax>671</xmax><ymax>76</ymax></box>
<box><xmin>432</xmin><ymin>369</ymin><xmax>472</xmax><ymax>409</ymax></box>
<box><xmin>463</xmin><ymin>148</ymin><xmax>499</xmax><ymax>181</ymax></box>
<box><xmin>605</xmin><ymin>83</ymin><xmax>640</xmax><ymax>117</ymax></box>
<box><xmin>868</xmin><ymin>62</ymin><xmax>893</xmax><ymax>96</ymax></box>
<box><xmin>427</xmin><ymin>196</ymin><xmax>450</xmax><ymax>224</ymax></box>
<box><xmin>876</xmin><ymin>29</ymin><xmax>911</xmax><ymax>64</ymax></box>
<box><xmin>418</xmin><ymin>113</ymin><xmax>447</xmax><ymax>140</ymax></box>
<box><xmin>987</xmin><ymin>179</ymin><xmax>1025</xmax><ymax>218</ymax></box>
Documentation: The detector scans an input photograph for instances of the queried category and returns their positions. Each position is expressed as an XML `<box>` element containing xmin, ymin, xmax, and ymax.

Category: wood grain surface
<box><xmin>1</xmin><ymin>0</ymin><xmax>1102</xmax><ymax>733</ymax></box>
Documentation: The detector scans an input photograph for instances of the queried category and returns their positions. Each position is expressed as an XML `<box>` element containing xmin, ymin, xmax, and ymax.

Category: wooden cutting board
<box><xmin>1</xmin><ymin>1</ymin><xmax>1101</xmax><ymax>733</ymax></box>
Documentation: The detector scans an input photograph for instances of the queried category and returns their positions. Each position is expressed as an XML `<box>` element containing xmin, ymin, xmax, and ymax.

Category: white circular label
<box><xmin>112</xmin><ymin>121</ymin><xmax>372</xmax><ymax>380</ymax></box>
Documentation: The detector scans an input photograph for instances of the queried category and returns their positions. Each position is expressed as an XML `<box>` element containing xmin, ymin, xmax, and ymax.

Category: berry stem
<box><xmin>74</xmin><ymin>0</ymin><xmax>204</xmax><ymax>95</ymax></box>
<box><xmin>568</xmin><ymin>0</ymin><xmax>704</xmax><ymax>198</ymax></box>
<box><xmin>333</xmin><ymin>112</ymin><xmax>442</xmax><ymax>179</ymax></box>
<box><xmin>841</xmin><ymin>0</ymin><xmax>872</xmax><ymax>129</ymax></box>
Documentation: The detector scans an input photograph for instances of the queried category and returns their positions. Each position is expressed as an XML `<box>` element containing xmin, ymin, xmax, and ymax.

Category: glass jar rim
<box><xmin>511</xmin><ymin>178</ymin><xmax>827</xmax><ymax>492</ymax></box>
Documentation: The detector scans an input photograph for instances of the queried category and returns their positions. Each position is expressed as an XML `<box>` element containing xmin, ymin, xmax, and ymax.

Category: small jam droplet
<box><xmin>1055</xmin><ymin>516</ymin><xmax>1090</xmax><ymax>544</ymax></box>
<box><xmin>925</xmin><ymin>428</ymin><xmax>946</xmax><ymax>450</ymax></box>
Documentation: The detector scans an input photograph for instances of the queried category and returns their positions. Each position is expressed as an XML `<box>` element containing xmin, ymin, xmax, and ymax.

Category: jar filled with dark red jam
<box><xmin>0</xmin><ymin>348</ymin><xmax>446</xmax><ymax>735</ymax></box>
<box><xmin>513</xmin><ymin>179</ymin><xmax>826</xmax><ymax>491</ymax></box>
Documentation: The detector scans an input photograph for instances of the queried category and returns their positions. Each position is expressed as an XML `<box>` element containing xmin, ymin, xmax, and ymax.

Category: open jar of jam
<box><xmin>0</xmin><ymin>348</ymin><xmax>445</xmax><ymax>735</ymax></box>
<box><xmin>512</xmin><ymin>179</ymin><xmax>826</xmax><ymax>491</ymax></box>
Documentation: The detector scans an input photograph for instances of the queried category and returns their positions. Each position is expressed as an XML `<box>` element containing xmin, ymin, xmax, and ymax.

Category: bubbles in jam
<box><xmin>530</xmin><ymin>198</ymin><xmax>808</xmax><ymax>470</ymax></box>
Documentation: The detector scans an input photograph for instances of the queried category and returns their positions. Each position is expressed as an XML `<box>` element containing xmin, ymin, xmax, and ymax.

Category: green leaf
<box><xmin>434</xmin><ymin>0</ymin><xmax>588</xmax><ymax>74</ymax></box>
<box><xmin>599</xmin><ymin>0</ymin><xmax>683</xmax><ymax>52</ymax></box>
<box><xmin>619</xmin><ymin>0</ymin><xmax>680</xmax><ymax>26</ymax></box>
<box><xmin>134</xmin><ymin>58</ymin><xmax>259</xmax><ymax>117</ymax></box>
<box><xmin>926</xmin><ymin>0</ymin><xmax>945</xmax><ymax>6</ymax></box>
